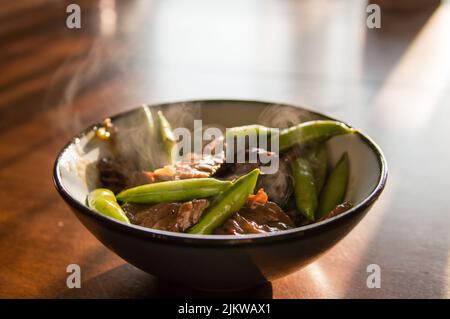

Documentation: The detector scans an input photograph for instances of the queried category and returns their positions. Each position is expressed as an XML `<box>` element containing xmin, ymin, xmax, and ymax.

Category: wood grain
<box><xmin>0</xmin><ymin>0</ymin><xmax>449</xmax><ymax>299</ymax></box>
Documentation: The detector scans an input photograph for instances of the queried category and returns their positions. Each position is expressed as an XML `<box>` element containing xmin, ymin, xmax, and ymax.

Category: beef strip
<box><xmin>150</xmin><ymin>136</ymin><xmax>225</xmax><ymax>181</ymax></box>
<box><xmin>146</xmin><ymin>152</ymin><xmax>224</xmax><ymax>182</ymax></box>
<box><xmin>122</xmin><ymin>199</ymin><xmax>209</xmax><ymax>232</ymax></box>
<box><xmin>214</xmin><ymin>201</ymin><xmax>295</xmax><ymax>235</ymax></box>
<box><xmin>215</xmin><ymin>147</ymin><xmax>293</xmax><ymax>206</ymax></box>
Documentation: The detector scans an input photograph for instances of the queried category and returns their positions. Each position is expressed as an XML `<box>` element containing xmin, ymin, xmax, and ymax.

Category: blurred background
<box><xmin>0</xmin><ymin>0</ymin><xmax>449</xmax><ymax>298</ymax></box>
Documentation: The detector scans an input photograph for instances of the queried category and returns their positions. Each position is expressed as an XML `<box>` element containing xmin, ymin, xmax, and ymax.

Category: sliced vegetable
<box><xmin>248</xmin><ymin>188</ymin><xmax>268</xmax><ymax>208</ymax></box>
<box><xmin>116</xmin><ymin>178</ymin><xmax>232</xmax><ymax>204</ymax></box>
<box><xmin>87</xmin><ymin>188</ymin><xmax>130</xmax><ymax>224</ymax></box>
<box><xmin>188</xmin><ymin>169</ymin><xmax>260</xmax><ymax>235</ymax></box>
<box><xmin>316</xmin><ymin>152</ymin><xmax>350</xmax><ymax>219</ymax></box>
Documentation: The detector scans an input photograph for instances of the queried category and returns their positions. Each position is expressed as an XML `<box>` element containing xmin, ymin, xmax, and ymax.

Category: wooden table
<box><xmin>1</xmin><ymin>0</ymin><xmax>449</xmax><ymax>298</ymax></box>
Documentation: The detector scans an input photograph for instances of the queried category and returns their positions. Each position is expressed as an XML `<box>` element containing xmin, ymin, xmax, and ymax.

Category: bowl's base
<box><xmin>155</xmin><ymin>277</ymin><xmax>273</xmax><ymax>298</ymax></box>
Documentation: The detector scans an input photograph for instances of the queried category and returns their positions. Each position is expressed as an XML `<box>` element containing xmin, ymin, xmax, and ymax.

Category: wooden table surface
<box><xmin>1</xmin><ymin>0</ymin><xmax>449</xmax><ymax>298</ymax></box>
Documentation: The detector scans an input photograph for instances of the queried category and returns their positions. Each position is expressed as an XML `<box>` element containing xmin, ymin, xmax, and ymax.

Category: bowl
<box><xmin>53</xmin><ymin>100</ymin><xmax>387</xmax><ymax>290</ymax></box>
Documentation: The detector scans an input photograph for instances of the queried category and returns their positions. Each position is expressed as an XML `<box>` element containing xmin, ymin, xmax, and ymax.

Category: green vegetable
<box><xmin>113</xmin><ymin>106</ymin><xmax>177</xmax><ymax>170</ymax></box>
<box><xmin>225</xmin><ymin>125</ymin><xmax>278</xmax><ymax>150</ymax></box>
<box><xmin>114</xmin><ymin>104</ymin><xmax>157</xmax><ymax>171</ymax></box>
<box><xmin>279</xmin><ymin>120</ymin><xmax>355</xmax><ymax>151</ymax></box>
<box><xmin>303</xmin><ymin>143</ymin><xmax>328</xmax><ymax>195</ymax></box>
<box><xmin>87</xmin><ymin>188</ymin><xmax>130</xmax><ymax>224</ymax></box>
<box><xmin>188</xmin><ymin>169</ymin><xmax>260</xmax><ymax>235</ymax></box>
<box><xmin>291</xmin><ymin>158</ymin><xmax>318</xmax><ymax>221</ymax></box>
<box><xmin>156</xmin><ymin>110</ymin><xmax>176</xmax><ymax>164</ymax></box>
<box><xmin>116</xmin><ymin>178</ymin><xmax>232</xmax><ymax>204</ymax></box>
<box><xmin>316</xmin><ymin>152</ymin><xmax>350</xmax><ymax>219</ymax></box>
<box><xmin>226</xmin><ymin>125</ymin><xmax>275</xmax><ymax>139</ymax></box>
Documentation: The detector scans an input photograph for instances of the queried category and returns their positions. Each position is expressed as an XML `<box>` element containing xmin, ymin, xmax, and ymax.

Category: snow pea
<box><xmin>188</xmin><ymin>169</ymin><xmax>260</xmax><ymax>235</ymax></box>
<box><xmin>279</xmin><ymin>120</ymin><xmax>355</xmax><ymax>151</ymax></box>
<box><xmin>226</xmin><ymin>125</ymin><xmax>275</xmax><ymax>139</ymax></box>
<box><xmin>303</xmin><ymin>143</ymin><xmax>328</xmax><ymax>195</ymax></box>
<box><xmin>156</xmin><ymin>110</ymin><xmax>176</xmax><ymax>164</ymax></box>
<box><xmin>316</xmin><ymin>152</ymin><xmax>350</xmax><ymax>219</ymax></box>
<box><xmin>291</xmin><ymin>158</ymin><xmax>318</xmax><ymax>221</ymax></box>
<box><xmin>116</xmin><ymin>178</ymin><xmax>232</xmax><ymax>204</ymax></box>
<box><xmin>225</xmin><ymin>125</ymin><xmax>278</xmax><ymax>151</ymax></box>
<box><xmin>87</xmin><ymin>188</ymin><xmax>130</xmax><ymax>224</ymax></box>
<box><xmin>114</xmin><ymin>104</ymin><xmax>157</xmax><ymax>171</ymax></box>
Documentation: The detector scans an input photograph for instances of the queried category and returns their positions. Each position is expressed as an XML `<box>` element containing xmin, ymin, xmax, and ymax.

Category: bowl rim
<box><xmin>53</xmin><ymin>99</ymin><xmax>388</xmax><ymax>247</ymax></box>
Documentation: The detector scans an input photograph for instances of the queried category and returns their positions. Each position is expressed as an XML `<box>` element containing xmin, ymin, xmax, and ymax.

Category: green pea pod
<box><xmin>303</xmin><ymin>144</ymin><xmax>328</xmax><ymax>195</ymax></box>
<box><xmin>225</xmin><ymin>125</ymin><xmax>277</xmax><ymax>151</ymax></box>
<box><xmin>116</xmin><ymin>178</ymin><xmax>232</xmax><ymax>204</ymax></box>
<box><xmin>279</xmin><ymin>120</ymin><xmax>355</xmax><ymax>151</ymax></box>
<box><xmin>188</xmin><ymin>168</ymin><xmax>260</xmax><ymax>235</ymax></box>
<box><xmin>291</xmin><ymin>158</ymin><xmax>318</xmax><ymax>221</ymax></box>
<box><xmin>226</xmin><ymin>125</ymin><xmax>275</xmax><ymax>139</ymax></box>
<box><xmin>114</xmin><ymin>104</ymin><xmax>157</xmax><ymax>171</ymax></box>
<box><xmin>87</xmin><ymin>188</ymin><xmax>130</xmax><ymax>224</ymax></box>
<box><xmin>156</xmin><ymin>110</ymin><xmax>176</xmax><ymax>164</ymax></box>
<box><xmin>316</xmin><ymin>152</ymin><xmax>350</xmax><ymax>219</ymax></box>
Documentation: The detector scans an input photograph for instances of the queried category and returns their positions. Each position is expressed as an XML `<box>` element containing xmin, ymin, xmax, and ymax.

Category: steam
<box><xmin>257</xmin><ymin>104</ymin><xmax>309</xmax><ymax>128</ymax></box>
<box><xmin>255</xmin><ymin>104</ymin><xmax>314</xmax><ymax>205</ymax></box>
<box><xmin>44</xmin><ymin>0</ymin><xmax>152</xmax><ymax>138</ymax></box>
<box><xmin>44</xmin><ymin>42</ymin><xmax>103</xmax><ymax>137</ymax></box>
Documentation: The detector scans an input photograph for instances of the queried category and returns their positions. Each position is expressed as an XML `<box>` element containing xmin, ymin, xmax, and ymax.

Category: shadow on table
<box><xmin>60</xmin><ymin>263</ymin><xmax>273</xmax><ymax>299</ymax></box>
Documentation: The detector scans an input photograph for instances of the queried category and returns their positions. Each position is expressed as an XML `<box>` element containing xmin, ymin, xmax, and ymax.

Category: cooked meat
<box><xmin>258</xmin><ymin>155</ymin><xmax>293</xmax><ymax>206</ymax></box>
<box><xmin>98</xmin><ymin>137</ymin><xmax>225</xmax><ymax>192</ymax></box>
<box><xmin>122</xmin><ymin>199</ymin><xmax>209</xmax><ymax>232</ymax></box>
<box><xmin>97</xmin><ymin>156</ymin><xmax>152</xmax><ymax>193</ymax></box>
<box><xmin>145</xmin><ymin>152</ymin><xmax>224</xmax><ymax>182</ymax></box>
<box><xmin>140</xmin><ymin>137</ymin><xmax>225</xmax><ymax>182</ymax></box>
<box><xmin>97</xmin><ymin>156</ymin><xmax>130</xmax><ymax>194</ymax></box>
<box><xmin>215</xmin><ymin>147</ymin><xmax>293</xmax><ymax>206</ymax></box>
<box><xmin>214</xmin><ymin>201</ymin><xmax>295</xmax><ymax>235</ymax></box>
<box><xmin>214</xmin><ymin>147</ymin><xmax>266</xmax><ymax>179</ymax></box>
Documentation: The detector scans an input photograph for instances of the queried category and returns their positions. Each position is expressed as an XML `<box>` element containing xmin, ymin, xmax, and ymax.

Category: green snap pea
<box><xmin>303</xmin><ymin>144</ymin><xmax>328</xmax><ymax>195</ymax></box>
<box><xmin>225</xmin><ymin>125</ymin><xmax>278</xmax><ymax>150</ymax></box>
<box><xmin>291</xmin><ymin>158</ymin><xmax>318</xmax><ymax>221</ymax></box>
<box><xmin>114</xmin><ymin>104</ymin><xmax>157</xmax><ymax>171</ymax></box>
<box><xmin>316</xmin><ymin>152</ymin><xmax>350</xmax><ymax>219</ymax></box>
<box><xmin>279</xmin><ymin>120</ymin><xmax>355</xmax><ymax>151</ymax></box>
<box><xmin>87</xmin><ymin>188</ymin><xmax>130</xmax><ymax>224</ymax></box>
<box><xmin>116</xmin><ymin>178</ymin><xmax>232</xmax><ymax>204</ymax></box>
<box><xmin>156</xmin><ymin>110</ymin><xmax>176</xmax><ymax>164</ymax></box>
<box><xmin>226</xmin><ymin>125</ymin><xmax>275</xmax><ymax>139</ymax></box>
<box><xmin>188</xmin><ymin>169</ymin><xmax>260</xmax><ymax>235</ymax></box>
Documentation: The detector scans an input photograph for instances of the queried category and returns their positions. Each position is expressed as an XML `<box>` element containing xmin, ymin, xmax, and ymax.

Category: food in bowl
<box><xmin>87</xmin><ymin>104</ymin><xmax>356</xmax><ymax>236</ymax></box>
